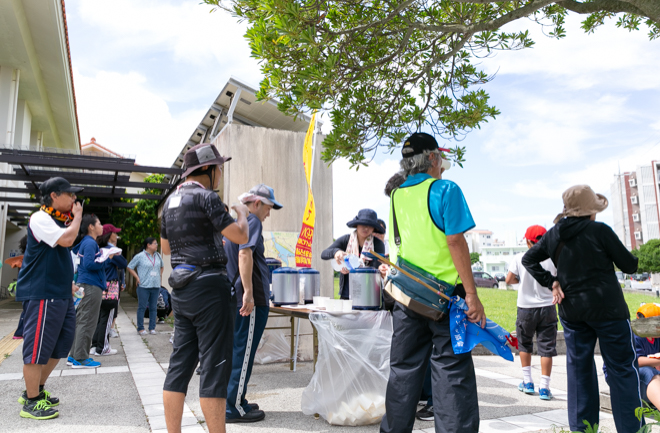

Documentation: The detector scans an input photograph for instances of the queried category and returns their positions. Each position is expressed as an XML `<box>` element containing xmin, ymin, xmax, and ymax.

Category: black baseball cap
<box><xmin>39</xmin><ymin>177</ymin><xmax>84</xmax><ymax>196</ymax></box>
<box><xmin>401</xmin><ymin>132</ymin><xmax>450</xmax><ymax>158</ymax></box>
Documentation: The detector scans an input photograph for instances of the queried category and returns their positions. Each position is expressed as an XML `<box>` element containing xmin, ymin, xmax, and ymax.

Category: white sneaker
<box><xmin>149</xmin><ymin>330</ymin><xmax>157</xmax><ymax>335</ymax></box>
<box><xmin>109</xmin><ymin>329</ymin><xmax>119</xmax><ymax>338</ymax></box>
<box><xmin>100</xmin><ymin>349</ymin><xmax>118</xmax><ymax>356</ymax></box>
<box><xmin>89</xmin><ymin>347</ymin><xmax>97</xmax><ymax>356</ymax></box>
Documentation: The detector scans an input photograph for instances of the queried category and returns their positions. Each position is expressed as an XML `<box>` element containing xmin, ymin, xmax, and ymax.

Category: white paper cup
<box><xmin>342</xmin><ymin>300</ymin><xmax>353</xmax><ymax>312</ymax></box>
<box><xmin>315</xmin><ymin>297</ymin><xmax>329</xmax><ymax>309</ymax></box>
<box><xmin>327</xmin><ymin>299</ymin><xmax>342</xmax><ymax>312</ymax></box>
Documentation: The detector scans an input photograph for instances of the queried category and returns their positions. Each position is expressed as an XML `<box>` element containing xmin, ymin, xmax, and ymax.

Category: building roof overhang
<box><xmin>0</xmin><ymin>0</ymin><xmax>79</xmax><ymax>150</ymax></box>
<box><xmin>0</xmin><ymin>147</ymin><xmax>181</xmax><ymax>225</ymax></box>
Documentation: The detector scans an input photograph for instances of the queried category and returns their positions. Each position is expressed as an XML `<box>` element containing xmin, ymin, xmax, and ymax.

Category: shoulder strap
<box><xmin>391</xmin><ymin>188</ymin><xmax>401</xmax><ymax>247</ymax></box>
<box><xmin>391</xmin><ymin>178</ymin><xmax>437</xmax><ymax>247</ymax></box>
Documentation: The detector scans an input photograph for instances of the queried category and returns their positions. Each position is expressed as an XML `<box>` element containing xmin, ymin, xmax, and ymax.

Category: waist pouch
<box><xmin>385</xmin><ymin>257</ymin><xmax>455</xmax><ymax>321</ymax></box>
<box><xmin>168</xmin><ymin>264</ymin><xmax>202</xmax><ymax>290</ymax></box>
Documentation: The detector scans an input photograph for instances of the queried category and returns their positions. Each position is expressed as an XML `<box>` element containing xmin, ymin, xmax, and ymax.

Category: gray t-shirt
<box><xmin>224</xmin><ymin>214</ymin><xmax>271</xmax><ymax>307</ymax></box>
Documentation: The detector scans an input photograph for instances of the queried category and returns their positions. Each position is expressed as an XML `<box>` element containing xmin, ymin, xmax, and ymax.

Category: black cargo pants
<box><xmin>380</xmin><ymin>302</ymin><xmax>479</xmax><ymax>433</ymax></box>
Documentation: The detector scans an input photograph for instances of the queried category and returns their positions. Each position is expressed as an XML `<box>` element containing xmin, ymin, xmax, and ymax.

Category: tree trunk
<box><xmin>631</xmin><ymin>317</ymin><xmax>660</xmax><ymax>338</ymax></box>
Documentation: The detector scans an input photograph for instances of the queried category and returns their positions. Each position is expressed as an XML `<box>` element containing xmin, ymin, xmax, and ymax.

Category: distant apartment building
<box><xmin>611</xmin><ymin>162</ymin><xmax>660</xmax><ymax>250</ymax></box>
<box><xmin>464</xmin><ymin>229</ymin><xmax>493</xmax><ymax>254</ymax></box>
<box><xmin>480</xmin><ymin>245</ymin><xmax>528</xmax><ymax>275</ymax></box>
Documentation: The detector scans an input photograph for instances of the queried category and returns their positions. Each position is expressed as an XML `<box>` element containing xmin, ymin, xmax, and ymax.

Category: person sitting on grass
<box><xmin>506</xmin><ymin>225</ymin><xmax>558</xmax><ymax>400</ymax></box>
<box><xmin>634</xmin><ymin>303</ymin><xmax>660</xmax><ymax>411</ymax></box>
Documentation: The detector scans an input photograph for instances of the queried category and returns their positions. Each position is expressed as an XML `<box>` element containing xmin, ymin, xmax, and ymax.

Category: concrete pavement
<box><xmin>0</xmin><ymin>296</ymin><xmax>625</xmax><ymax>432</ymax></box>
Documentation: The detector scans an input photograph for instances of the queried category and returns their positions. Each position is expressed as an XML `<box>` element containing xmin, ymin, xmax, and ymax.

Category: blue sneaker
<box><xmin>518</xmin><ymin>382</ymin><xmax>535</xmax><ymax>395</ymax></box>
<box><xmin>70</xmin><ymin>358</ymin><xmax>101</xmax><ymax>369</ymax></box>
<box><xmin>66</xmin><ymin>356</ymin><xmax>74</xmax><ymax>366</ymax></box>
<box><xmin>539</xmin><ymin>388</ymin><xmax>553</xmax><ymax>400</ymax></box>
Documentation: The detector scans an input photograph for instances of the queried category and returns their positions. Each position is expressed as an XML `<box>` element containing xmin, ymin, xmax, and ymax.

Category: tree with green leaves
<box><xmin>632</xmin><ymin>239</ymin><xmax>660</xmax><ymax>274</ymax></box>
<box><xmin>108</xmin><ymin>174</ymin><xmax>166</xmax><ymax>252</ymax></box>
<box><xmin>204</xmin><ymin>0</ymin><xmax>659</xmax><ymax>166</ymax></box>
<box><xmin>470</xmin><ymin>252</ymin><xmax>481</xmax><ymax>265</ymax></box>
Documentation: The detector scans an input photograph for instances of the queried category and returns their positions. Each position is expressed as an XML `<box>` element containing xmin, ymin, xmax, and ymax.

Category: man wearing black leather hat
<box><xmin>161</xmin><ymin>143</ymin><xmax>250</xmax><ymax>432</ymax></box>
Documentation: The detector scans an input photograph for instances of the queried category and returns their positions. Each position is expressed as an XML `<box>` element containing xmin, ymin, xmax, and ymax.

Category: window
<box><xmin>503</xmin><ymin>252</ymin><xmax>510</xmax><ymax>255</ymax></box>
<box><xmin>492</xmin><ymin>266</ymin><xmax>499</xmax><ymax>271</ymax></box>
<box><xmin>629</xmin><ymin>178</ymin><xmax>637</xmax><ymax>187</ymax></box>
<box><xmin>631</xmin><ymin>196</ymin><xmax>638</xmax><ymax>204</ymax></box>
<box><xmin>483</xmin><ymin>273</ymin><xmax>493</xmax><ymax>279</ymax></box>
<box><xmin>635</xmin><ymin>231</ymin><xmax>642</xmax><ymax>240</ymax></box>
<box><xmin>632</xmin><ymin>213</ymin><xmax>640</xmax><ymax>222</ymax></box>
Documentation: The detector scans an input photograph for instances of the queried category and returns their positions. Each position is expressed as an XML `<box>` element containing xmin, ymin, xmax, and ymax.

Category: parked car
<box><xmin>473</xmin><ymin>271</ymin><xmax>499</xmax><ymax>288</ymax></box>
<box><xmin>493</xmin><ymin>273</ymin><xmax>506</xmax><ymax>282</ymax></box>
<box><xmin>633</xmin><ymin>273</ymin><xmax>650</xmax><ymax>282</ymax></box>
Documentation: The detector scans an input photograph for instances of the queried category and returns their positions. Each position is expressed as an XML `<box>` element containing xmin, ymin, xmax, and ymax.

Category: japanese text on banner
<box><xmin>295</xmin><ymin>113</ymin><xmax>316</xmax><ymax>267</ymax></box>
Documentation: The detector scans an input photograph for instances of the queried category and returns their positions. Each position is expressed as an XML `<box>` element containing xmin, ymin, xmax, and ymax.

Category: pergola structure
<box><xmin>0</xmin><ymin>147</ymin><xmax>181</xmax><ymax>226</ymax></box>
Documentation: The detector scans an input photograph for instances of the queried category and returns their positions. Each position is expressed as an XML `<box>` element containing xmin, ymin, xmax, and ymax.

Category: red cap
<box><xmin>102</xmin><ymin>224</ymin><xmax>121</xmax><ymax>236</ymax></box>
<box><xmin>524</xmin><ymin>225</ymin><xmax>546</xmax><ymax>243</ymax></box>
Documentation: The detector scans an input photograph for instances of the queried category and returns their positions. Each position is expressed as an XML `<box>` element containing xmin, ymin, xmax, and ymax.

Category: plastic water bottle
<box><xmin>343</xmin><ymin>255</ymin><xmax>361</xmax><ymax>271</ymax></box>
<box><xmin>73</xmin><ymin>287</ymin><xmax>84</xmax><ymax>310</ymax></box>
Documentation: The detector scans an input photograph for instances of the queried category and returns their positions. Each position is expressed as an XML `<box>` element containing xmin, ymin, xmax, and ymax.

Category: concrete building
<box><xmin>611</xmin><ymin>162</ymin><xmax>660</xmax><ymax>250</ymax></box>
<box><xmin>81</xmin><ymin>137</ymin><xmax>149</xmax><ymax>194</ymax></box>
<box><xmin>480</xmin><ymin>245</ymin><xmax>528</xmax><ymax>275</ymax></box>
<box><xmin>464</xmin><ymin>229</ymin><xmax>493</xmax><ymax>254</ymax></box>
<box><xmin>0</xmin><ymin>0</ymin><xmax>81</xmax><ymax>292</ymax></box>
<box><xmin>162</xmin><ymin>77</ymin><xmax>334</xmax><ymax>296</ymax></box>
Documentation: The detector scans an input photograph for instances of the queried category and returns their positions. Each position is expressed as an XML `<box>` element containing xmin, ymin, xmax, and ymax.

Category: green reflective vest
<box><xmin>389</xmin><ymin>178</ymin><xmax>461</xmax><ymax>285</ymax></box>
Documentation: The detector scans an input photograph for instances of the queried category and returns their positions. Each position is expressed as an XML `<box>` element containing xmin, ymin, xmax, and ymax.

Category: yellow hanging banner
<box><xmin>295</xmin><ymin>113</ymin><xmax>317</xmax><ymax>267</ymax></box>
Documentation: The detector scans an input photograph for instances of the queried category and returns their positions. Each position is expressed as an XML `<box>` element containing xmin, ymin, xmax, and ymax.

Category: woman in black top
<box><xmin>321</xmin><ymin>209</ymin><xmax>385</xmax><ymax>299</ymax></box>
<box><xmin>522</xmin><ymin>185</ymin><xmax>642</xmax><ymax>433</ymax></box>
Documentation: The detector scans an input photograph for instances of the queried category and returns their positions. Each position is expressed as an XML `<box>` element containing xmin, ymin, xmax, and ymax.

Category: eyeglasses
<box><xmin>64</xmin><ymin>192</ymin><xmax>77</xmax><ymax>198</ymax></box>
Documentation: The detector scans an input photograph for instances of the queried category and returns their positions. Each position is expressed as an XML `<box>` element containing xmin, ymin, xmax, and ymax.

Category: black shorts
<box><xmin>164</xmin><ymin>270</ymin><xmax>236</xmax><ymax>398</ymax></box>
<box><xmin>23</xmin><ymin>298</ymin><xmax>76</xmax><ymax>364</ymax></box>
<box><xmin>516</xmin><ymin>305</ymin><xmax>558</xmax><ymax>357</ymax></box>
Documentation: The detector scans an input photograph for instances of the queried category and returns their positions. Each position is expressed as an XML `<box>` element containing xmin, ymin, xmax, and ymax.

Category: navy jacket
<box><xmin>321</xmin><ymin>234</ymin><xmax>384</xmax><ymax>299</ymax></box>
<box><xmin>522</xmin><ymin>217</ymin><xmax>638</xmax><ymax>322</ymax></box>
<box><xmin>105</xmin><ymin>253</ymin><xmax>127</xmax><ymax>284</ymax></box>
<box><xmin>72</xmin><ymin>236</ymin><xmax>107</xmax><ymax>289</ymax></box>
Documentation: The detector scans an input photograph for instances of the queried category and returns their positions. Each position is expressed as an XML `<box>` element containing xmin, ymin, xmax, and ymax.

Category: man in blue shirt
<box><xmin>224</xmin><ymin>183</ymin><xmax>282</xmax><ymax>423</ymax></box>
<box><xmin>16</xmin><ymin>177</ymin><xmax>83</xmax><ymax>420</ymax></box>
<box><xmin>381</xmin><ymin>133</ymin><xmax>485</xmax><ymax>433</ymax></box>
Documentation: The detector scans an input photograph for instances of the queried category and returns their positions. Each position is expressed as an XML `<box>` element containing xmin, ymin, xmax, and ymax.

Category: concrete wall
<box><xmin>214</xmin><ymin>123</ymin><xmax>334</xmax><ymax>297</ymax></box>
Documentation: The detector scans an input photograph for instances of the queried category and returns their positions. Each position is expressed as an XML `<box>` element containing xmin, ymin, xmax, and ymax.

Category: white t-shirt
<box><xmin>30</xmin><ymin>211</ymin><xmax>66</xmax><ymax>248</ymax></box>
<box><xmin>508</xmin><ymin>252</ymin><xmax>557</xmax><ymax>308</ymax></box>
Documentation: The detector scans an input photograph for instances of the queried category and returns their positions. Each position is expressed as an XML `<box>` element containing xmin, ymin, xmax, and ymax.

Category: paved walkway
<box><xmin>0</xmin><ymin>296</ymin><xmax>625</xmax><ymax>432</ymax></box>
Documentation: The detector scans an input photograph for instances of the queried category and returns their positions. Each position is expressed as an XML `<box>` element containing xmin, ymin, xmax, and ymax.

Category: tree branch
<box><xmin>559</xmin><ymin>0</ymin><xmax>648</xmax><ymax>18</ymax></box>
<box><xmin>326</xmin><ymin>0</ymin><xmax>418</xmax><ymax>35</ymax></box>
<box><xmin>405</xmin><ymin>0</ymin><xmax>555</xmax><ymax>34</ymax></box>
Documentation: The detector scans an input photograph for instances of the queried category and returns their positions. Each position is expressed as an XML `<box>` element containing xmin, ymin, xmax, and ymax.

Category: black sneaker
<box><xmin>18</xmin><ymin>390</ymin><xmax>59</xmax><ymax>407</ymax></box>
<box><xmin>226</xmin><ymin>409</ymin><xmax>266</xmax><ymax>423</ymax></box>
<box><xmin>20</xmin><ymin>398</ymin><xmax>59</xmax><ymax>420</ymax></box>
<box><xmin>416</xmin><ymin>404</ymin><xmax>434</xmax><ymax>421</ymax></box>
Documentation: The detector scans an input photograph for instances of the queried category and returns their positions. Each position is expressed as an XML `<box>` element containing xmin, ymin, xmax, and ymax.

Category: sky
<box><xmin>66</xmin><ymin>0</ymin><xmax>660</xmax><ymax>242</ymax></box>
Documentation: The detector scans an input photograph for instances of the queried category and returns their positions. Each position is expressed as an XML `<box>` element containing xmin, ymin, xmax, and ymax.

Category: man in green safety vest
<box><xmin>381</xmin><ymin>132</ymin><xmax>486</xmax><ymax>433</ymax></box>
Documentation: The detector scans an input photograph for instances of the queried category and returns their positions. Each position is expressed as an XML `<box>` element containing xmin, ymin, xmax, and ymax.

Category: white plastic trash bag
<box><xmin>301</xmin><ymin>311</ymin><xmax>392</xmax><ymax>426</ymax></box>
<box><xmin>254</xmin><ymin>329</ymin><xmax>292</xmax><ymax>364</ymax></box>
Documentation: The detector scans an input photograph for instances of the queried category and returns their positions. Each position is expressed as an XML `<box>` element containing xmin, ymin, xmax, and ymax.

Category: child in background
<box><xmin>506</xmin><ymin>225</ymin><xmax>558</xmax><ymax>400</ymax></box>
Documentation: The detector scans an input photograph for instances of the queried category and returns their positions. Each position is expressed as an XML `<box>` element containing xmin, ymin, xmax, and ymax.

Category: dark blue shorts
<box><xmin>22</xmin><ymin>298</ymin><xmax>76</xmax><ymax>365</ymax></box>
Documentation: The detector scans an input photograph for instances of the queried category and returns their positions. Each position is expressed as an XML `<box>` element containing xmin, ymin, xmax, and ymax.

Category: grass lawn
<box><xmin>333</xmin><ymin>278</ymin><xmax>659</xmax><ymax>332</ymax></box>
<box><xmin>478</xmin><ymin>287</ymin><xmax>659</xmax><ymax>332</ymax></box>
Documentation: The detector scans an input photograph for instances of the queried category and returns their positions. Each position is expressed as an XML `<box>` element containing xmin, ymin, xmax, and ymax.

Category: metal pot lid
<box><xmin>273</xmin><ymin>267</ymin><xmax>299</xmax><ymax>274</ymax></box>
<box><xmin>297</xmin><ymin>268</ymin><xmax>319</xmax><ymax>274</ymax></box>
